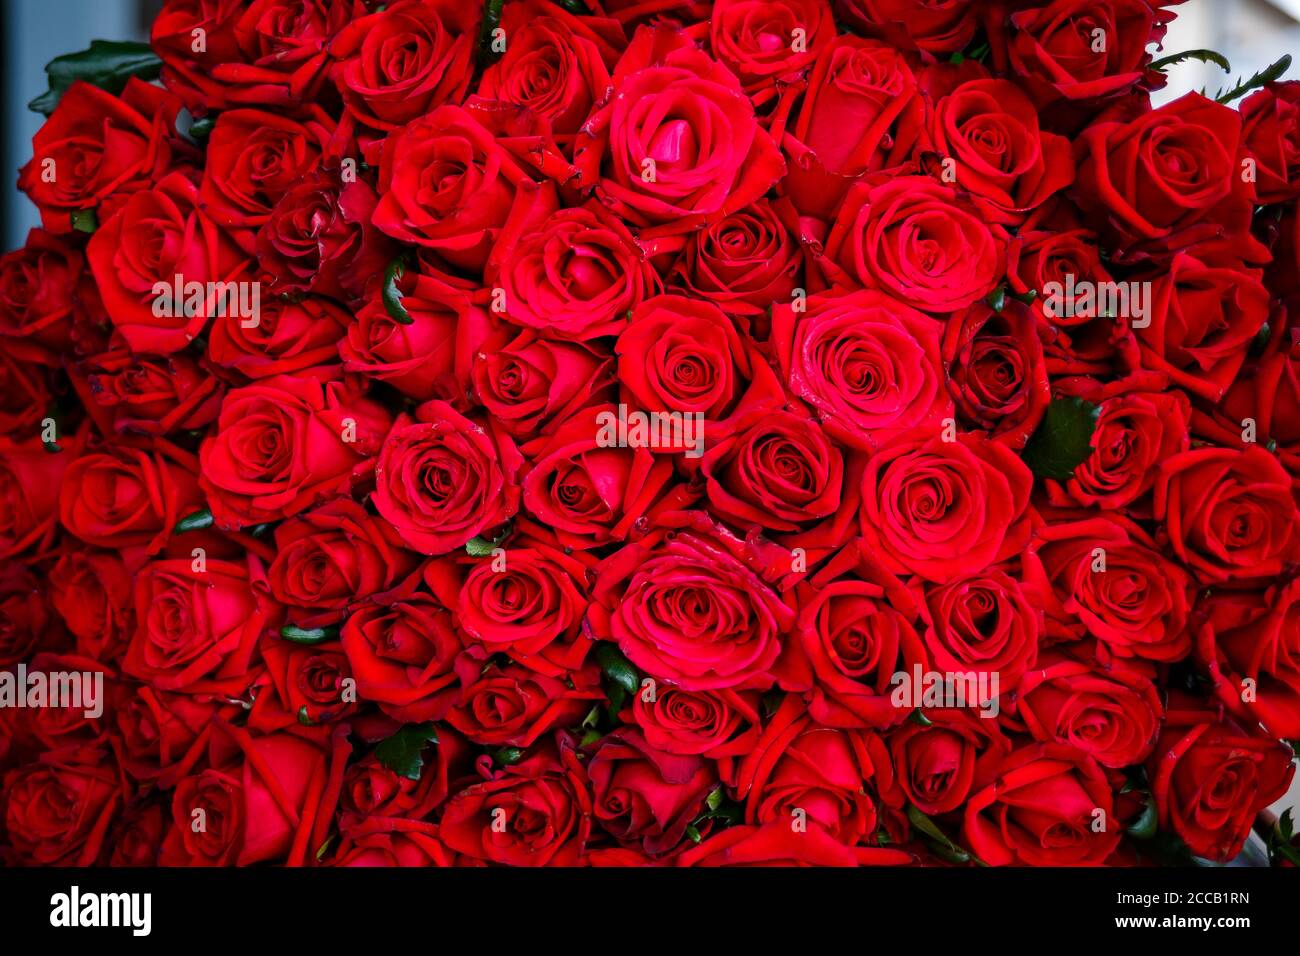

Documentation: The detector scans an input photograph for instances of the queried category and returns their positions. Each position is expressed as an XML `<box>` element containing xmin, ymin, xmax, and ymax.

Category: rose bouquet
<box><xmin>2</xmin><ymin>0</ymin><xmax>1299</xmax><ymax>869</ymax></box>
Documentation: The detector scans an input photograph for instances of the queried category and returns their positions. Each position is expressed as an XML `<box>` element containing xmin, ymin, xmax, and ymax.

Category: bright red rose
<box><xmin>834</xmin><ymin>0</ymin><xmax>977</xmax><ymax>54</ymax></box>
<box><xmin>1240</xmin><ymin>80</ymin><xmax>1300</xmax><ymax>204</ymax></box>
<box><xmin>710</xmin><ymin>0</ymin><xmax>832</xmax><ymax>102</ymax></box>
<box><xmin>890</xmin><ymin>707</ymin><xmax>1009</xmax><ymax>816</ymax></box>
<box><xmin>474</xmin><ymin>331</ymin><xmax>614</xmax><ymax>439</ymax></box>
<box><xmin>208</xmin><ymin>294</ymin><xmax>349</xmax><ymax>380</ymax></box>
<box><xmin>78</xmin><ymin>348</ymin><xmax>224</xmax><ymax>436</ymax></box>
<box><xmin>445</xmin><ymin>656</ymin><xmax>601</xmax><ymax>747</ymax></box>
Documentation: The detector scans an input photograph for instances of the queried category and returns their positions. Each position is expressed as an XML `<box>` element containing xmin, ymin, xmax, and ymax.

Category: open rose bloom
<box><xmin>3</xmin><ymin>0</ymin><xmax>1300</xmax><ymax>873</ymax></box>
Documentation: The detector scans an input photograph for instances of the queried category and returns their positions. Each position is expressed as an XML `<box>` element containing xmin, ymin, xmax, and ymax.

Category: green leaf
<box><xmin>493</xmin><ymin>746</ymin><xmax>525</xmax><ymax>766</ymax></box>
<box><xmin>985</xmin><ymin>287</ymin><xmax>1006</xmax><ymax>313</ymax></box>
<box><xmin>1126</xmin><ymin>795</ymin><xmax>1158</xmax><ymax>840</ymax></box>
<box><xmin>706</xmin><ymin>786</ymin><xmax>723</xmax><ymax>812</ymax></box>
<box><xmin>315</xmin><ymin>834</ymin><xmax>336</xmax><ymax>862</ymax></box>
<box><xmin>909</xmin><ymin>708</ymin><xmax>933</xmax><ymax>727</ymax></box>
<box><xmin>29</xmin><ymin>40</ymin><xmax>162</xmax><ymax>116</ymax></box>
<box><xmin>1149</xmin><ymin>48</ymin><xmax>1231</xmax><ymax>73</ymax></box>
<box><xmin>173</xmin><ymin>509</ymin><xmax>214</xmax><ymax>533</ymax></box>
<box><xmin>595</xmin><ymin>643</ymin><xmax>638</xmax><ymax>696</ymax></box>
<box><xmin>280</xmin><ymin>625</ymin><xmax>340</xmax><ymax>645</ymax></box>
<box><xmin>907</xmin><ymin>805</ymin><xmax>975</xmax><ymax>865</ymax></box>
<box><xmin>374</xmin><ymin>722</ymin><xmax>440</xmax><ymax>781</ymax></box>
<box><xmin>297</xmin><ymin>706</ymin><xmax>314</xmax><ymax>726</ymax></box>
<box><xmin>381</xmin><ymin>255</ymin><xmax>414</xmax><ymax>325</ymax></box>
<box><xmin>1020</xmin><ymin>396</ymin><xmax>1101</xmax><ymax>481</ymax></box>
<box><xmin>578</xmin><ymin>728</ymin><xmax>602</xmax><ymax>747</ymax></box>
<box><xmin>1215</xmin><ymin>54</ymin><xmax>1291</xmax><ymax>104</ymax></box>
<box><xmin>70</xmin><ymin>208</ymin><xmax>98</xmax><ymax>234</ymax></box>
<box><xmin>478</xmin><ymin>0</ymin><xmax>506</xmax><ymax>66</ymax></box>
<box><xmin>465</xmin><ymin>535</ymin><xmax>497</xmax><ymax>557</ymax></box>
<box><xmin>685</xmin><ymin>824</ymin><xmax>703</xmax><ymax>844</ymax></box>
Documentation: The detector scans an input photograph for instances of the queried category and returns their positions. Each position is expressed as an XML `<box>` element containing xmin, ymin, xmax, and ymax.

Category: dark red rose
<box><xmin>0</xmin><ymin>432</ymin><xmax>76</xmax><ymax>561</ymax></box>
<box><xmin>772</xmin><ymin>289</ymin><xmax>951</xmax><ymax>451</ymax></box>
<box><xmin>207</xmin><ymin>294</ymin><xmax>350</xmax><ymax>379</ymax></box>
<box><xmin>78</xmin><ymin>348</ymin><xmax>224</xmax><ymax>435</ymax></box>
<box><xmin>58</xmin><ymin>438</ymin><xmax>203</xmax><ymax>553</ymax></box>
<box><xmin>587</xmin><ymin>727</ymin><xmax>717</xmax><ymax>858</ymax></box>
<box><xmin>440</xmin><ymin>740</ymin><xmax>591</xmax><ymax>866</ymax></box>
<box><xmin>942</xmin><ymin>299</ymin><xmax>1050</xmax><ymax>448</ymax></box>
<box><xmin>1017</xmin><ymin>648</ymin><xmax>1162</xmax><ymax>768</ymax></box>
<box><xmin>106</xmin><ymin>801</ymin><xmax>166</xmax><ymax>867</ymax></box>
<box><xmin>256</xmin><ymin>168</ymin><xmax>391</xmax><ymax>302</ymax></box>
<box><xmin>123</xmin><ymin>555</ymin><xmax>280</xmax><ymax>696</ymax></box>
<box><xmin>783</xmin><ymin>36</ymin><xmax>921</xmax><ymax>221</ymax></box>
<box><xmin>859</xmin><ymin>431</ymin><xmax>1034</xmax><ymax>584</ymax></box>
<box><xmin>1155</xmin><ymin>446</ymin><xmax>1300</xmax><ymax>583</ymax></box>
<box><xmin>49</xmin><ymin>549</ymin><xmax>134</xmax><ymax>661</ymax></box>
<box><xmin>372</xmin><ymin>400</ymin><xmax>523</xmax><ymax>555</ymax></box>
<box><xmin>824</xmin><ymin>175</ymin><xmax>1007</xmax><ymax>314</ymax></box>
<box><xmin>3</xmin><ymin>752</ymin><xmax>120</xmax><ymax>865</ymax></box>
<box><xmin>477</xmin><ymin>0</ymin><xmax>623</xmax><ymax>138</ymax></box>
<box><xmin>0</xmin><ymin>229</ymin><xmax>96</xmax><ymax>356</ymax></box>
<box><xmin>1147</xmin><ymin>694</ymin><xmax>1294</xmax><ymax>862</ymax></box>
<box><xmin>338</xmin><ymin>730</ymin><xmax>469</xmax><ymax>836</ymax></box>
<box><xmin>0</xmin><ymin>565</ymin><xmax>55</xmax><ymax>667</ymax></box>
<box><xmin>199</xmin><ymin>369</ymin><xmax>393</xmax><ymax>528</ymax></box>
<box><xmin>963</xmin><ymin>743</ymin><xmax>1120</xmax><ymax>866</ymax></box>
<box><xmin>18</xmin><ymin>80</ymin><xmax>177</xmax><ymax>234</ymax></box>
<box><xmin>491</xmin><ymin>205</ymin><xmax>659</xmax><ymax>341</ymax></box>
<box><xmin>87</xmin><ymin>171</ymin><xmax>253</xmax><ymax>354</ymax></box>
<box><xmin>115</xmin><ymin>685</ymin><xmax>234</xmax><ymax>785</ymax></box>
<box><xmin>268</xmin><ymin>497</ymin><xmax>418</xmax><ymax>614</ymax></box>
<box><xmin>589</xmin><ymin>520</ymin><xmax>794</xmax><ymax>691</ymax></box>
<box><xmin>677</xmin><ymin>820</ymin><xmax>910</xmax><ymax>866</ymax></box>
<box><xmin>330</xmin><ymin>0</ymin><xmax>480</xmax><ymax>131</ymax></box>
<box><xmin>573</xmin><ymin>23</ymin><xmax>785</xmax><ymax>233</ymax></box>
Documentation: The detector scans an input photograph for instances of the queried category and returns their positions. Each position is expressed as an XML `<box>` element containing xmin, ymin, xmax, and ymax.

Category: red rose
<box><xmin>518</xmin><ymin>407</ymin><xmax>685</xmax><ymax>550</ymax></box>
<box><xmin>0</xmin><ymin>229</ymin><xmax>96</xmax><ymax>355</ymax></box>
<box><xmin>963</xmin><ymin>743</ymin><xmax>1120</xmax><ymax>866</ymax></box>
<box><xmin>115</xmin><ymin>685</ymin><xmax>233</xmax><ymax>785</ymax></box>
<box><xmin>1017</xmin><ymin>648</ymin><xmax>1162</xmax><ymax>768</ymax></box>
<box><xmin>49</xmin><ymin>549</ymin><xmax>134</xmax><ymax>661</ymax></box>
<box><xmin>330</xmin><ymin>0</ymin><xmax>480</xmax><ymax>132</ymax></box>
<box><xmin>199</xmin><ymin>106</ymin><xmax>336</xmax><ymax>237</ymax></box>
<box><xmin>1031</xmin><ymin>515</ymin><xmax>1193</xmax><ymax>662</ymax></box>
<box><xmin>0</xmin><ymin>432</ymin><xmax>76</xmax><ymax>561</ymax></box>
<box><xmin>338</xmin><ymin>729</ymin><xmax>469</xmax><ymax>835</ymax></box>
<box><xmin>372</xmin><ymin>400</ymin><xmax>523</xmax><ymax>555</ymax></box>
<box><xmin>573</xmin><ymin>24</ymin><xmax>785</xmax><ymax>232</ymax></box>
<box><xmin>340</xmin><ymin>586</ymin><xmax>461</xmax><ymax>724</ymax></box>
<box><xmin>439</xmin><ymin>739</ymin><xmax>592</xmax><ymax>866</ymax></box>
<box><xmin>1198</xmin><ymin>579</ymin><xmax>1300</xmax><ymax>740</ymax></box>
<box><xmin>18</xmin><ymin>79</ymin><xmax>176</xmax><ymax>234</ymax></box>
<box><xmin>783</xmin><ymin>36</ymin><xmax>921</xmax><ymax>221</ymax></box>
<box><xmin>590</xmin><ymin>520</ymin><xmax>794</xmax><ymax>691</ymax></box>
<box><xmin>342</xmin><ymin>273</ymin><xmax>479</xmax><ymax>403</ymax></box>
<box><xmin>477</xmin><ymin>0</ymin><xmax>623</xmax><ymax>138</ymax></box>
<box><xmin>78</xmin><ymin>348</ymin><xmax>224</xmax><ymax>435</ymax></box>
<box><xmin>942</xmin><ymin>299</ymin><xmax>1050</xmax><ymax>448</ymax></box>
<box><xmin>58</xmin><ymin>438</ymin><xmax>203</xmax><ymax>553</ymax></box>
<box><xmin>87</xmin><ymin>170</ymin><xmax>252</xmax><ymax>354</ymax></box>
<box><xmin>772</xmin><ymin>289</ymin><xmax>951</xmax><ymax>451</ymax></box>
<box><xmin>834</xmin><ymin>0</ymin><xmax>977</xmax><ymax>55</ymax></box>
<box><xmin>677</xmin><ymin>820</ymin><xmax>908</xmax><ymax>866</ymax></box>
<box><xmin>921</xmin><ymin>74</ymin><xmax>1075</xmax><ymax>225</ymax></box>
<box><xmin>734</xmin><ymin>695</ymin><xmax>897</xmax><ymax>846</ymax></box>
<box><xmin>373</xmin><ymin>104</ymin><xmax>558</xmax><ymax>275</ymax></box>
<box><xmin>1147</xmin><ymin>694</ymin><xmax>1294</xmax><ymax>862</ymax></box>
<box><xmin>199</xmin><ymin>369</ymin><xmax>393</xmax><ymax>528</ymax></box>
<box><xmin>1155</xmin><ymin>446</ymin><xmax>1300</xmax><ymax>583</ymax></box>
<box><xmin>255</xmin><ymin>168</ymin><xmax>391</xmax><ymax>302</ymax></box>
<box><xmin>490</xmin><ymin>205</ymin><xmax>658</xmax><ymax>340</ymax></box>
<box><xmin>207</xmin><ymin>294</ymin><xmax>350</xmax><ymax>380</ymax></box>
<box><xmin>587</xmin><ymin>727</ymin><xmax>717</xmax><ymax>857</ymax></box>
<box><xmin>824</xmin><ymin>175</ymin><xmax>1007</xmax><ymax>314</ymax></box>
<box><xmin>267</xmin><ymin>497</ymin><xmax>418</xmax><ymax>613</ymax></box>
<box><xmin>709</xmin><ymin>0</ymin><xmax>832</xmax><ymax>101</ymax></box>
<box><xmin>1073</xmin><ymin>93</ymin><xmax>1261</xmax><ymax>258</ymax></box>
<box><xmin>445</xmin><ymin>656</ymin><xmax>601</xmax><ymax>747</ymax></box>
<box><xmin>1240</xmin><ymin>80</ymin><xmax>1300</xmax><ymax>204</ymax></box>
<box><xmin>249</xmin><ymin>636</ymin><xmax>357</xmax><ymax>728</ymax></box>
<box><xmin>859</xmin><ymin>431</ymin><xmax>1034</xmax><ymax>583</ymax></box>
<box><xmin>123</xmin><ymin>555</ymin><xmax>279</xmax><ymax>696</ymax></box>
<box><xmin>890</xmin><ymin>707</ymin><xmax>1008</xmax><ymax>815</ymax></box>
<box><xmin>3</xmin><ymin>752</ymin><xmax>120</xmax><ymax>865</ymax></box>
<box><xmin>0</xmin><ymin>566</ymin><xmax>55</xmax><ymax>667</ymax></box>
<box><xmin>473</xmin><ymin>330</ymin><xmax>614</xmax><ymax>439</ymax></box>
<box><xmin>629</xmin><ymin>686</ymin><xmax>761</xmax><ymax>774</ymax></box>
<box><xmin>667</xmin><ymin>200</ymin><xmax>801</xmax><ymax>327</ymax></box>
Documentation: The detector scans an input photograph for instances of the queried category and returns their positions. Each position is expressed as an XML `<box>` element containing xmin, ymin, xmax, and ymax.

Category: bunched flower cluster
<box><xmin>2</xmin><ymin>0</ymin><xmax>1300</xmax><ymax>867</ymax></box>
